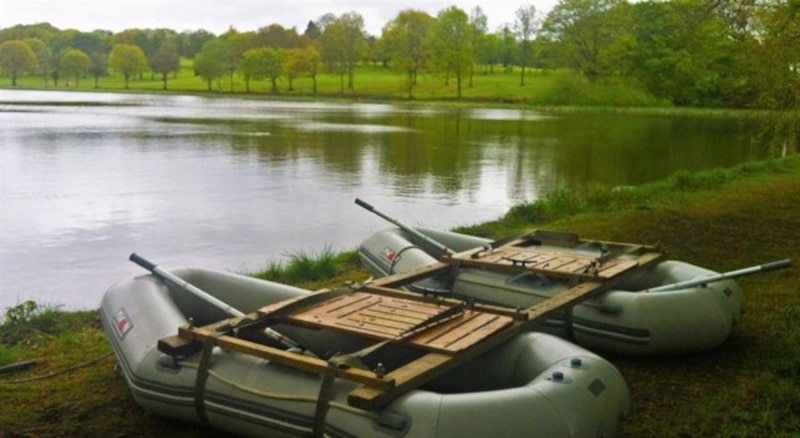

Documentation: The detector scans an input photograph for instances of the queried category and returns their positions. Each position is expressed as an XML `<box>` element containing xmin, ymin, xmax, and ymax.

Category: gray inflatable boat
<box><xmin>358</xmin><ymin>227</ymin><xmax>747</xmax><ymax>357</ymax></box>
<box><xmin>101</xmin><ymin>265</ymin><xmax>630</xmax><ymax>438</ymax></box>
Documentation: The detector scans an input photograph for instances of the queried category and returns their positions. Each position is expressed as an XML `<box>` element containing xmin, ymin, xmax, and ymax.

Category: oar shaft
<box><xmin>647</xmin><ymin>259</ymin><xmax>791</xmax><ymax>292</ymax></box>
<box><xmin>130</xmin><ymin>253</ymin><xmax>245</xmax><ymax>317</ymax></box>
<box><xmin>129</xmin><ymin>253</ymin><xmax>306</xmax><ymax>352</ymax></box>
<box><xmin>355</xmin><ymin>198</ymin><xmax>454</xmax><ymax>256</ymax></box>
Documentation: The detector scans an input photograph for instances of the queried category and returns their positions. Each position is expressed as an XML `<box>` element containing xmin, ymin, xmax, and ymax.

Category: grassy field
<box><xmin>1</xmin><ymin>155</ymin><xmax>798</xmax><ymax>437</ymax></box>
<box><xmin>3</xmin><ymin>61</ymin><xmax>670</xmax><ymax>107</ymax></box>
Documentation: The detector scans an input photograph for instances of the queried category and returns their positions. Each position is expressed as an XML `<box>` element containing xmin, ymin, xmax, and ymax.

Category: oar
<box><xmin>646</xmin><ymin>259</ymin><xmax>791</xmax><ymax>292</ymax></box>
<box><xmin>129</xmin><ymin>253</ymin><xmax>315</xmax><ymax>357</ymax></box>
<box><xmin>355</xmin><ymin>198</ymin><xmax>454</xmax><ymax>257</ymax></box>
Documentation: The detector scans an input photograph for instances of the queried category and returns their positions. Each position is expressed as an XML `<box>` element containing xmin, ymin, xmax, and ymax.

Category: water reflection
<box><xmin>0</xmin><ymin>90</ymin><xmax>777</xmax><ymax>311</ymax></box>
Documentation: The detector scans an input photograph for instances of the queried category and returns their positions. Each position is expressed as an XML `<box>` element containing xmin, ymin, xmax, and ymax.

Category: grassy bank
<box><xmin>1</xmin><ymin>156</ymin><xmax>798</xmax><ymax>437</ymax></box>
<box><xmin>3</xmin><ymin>64</ymin><xmax>671</xmax><ymax>108</ymax></box>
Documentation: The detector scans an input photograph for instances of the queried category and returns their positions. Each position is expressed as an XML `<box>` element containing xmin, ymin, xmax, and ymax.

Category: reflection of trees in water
<box><xmin>218</xmin><ymin>108</ymin><xmax>770</xmax><ymax>202</ymax></box>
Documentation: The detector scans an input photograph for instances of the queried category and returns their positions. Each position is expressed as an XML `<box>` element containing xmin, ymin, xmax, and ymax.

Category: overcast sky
<box><xmin>2</xmin><ymin>0</ymin><xmax>558</xmax><ymax>36</ymax></box>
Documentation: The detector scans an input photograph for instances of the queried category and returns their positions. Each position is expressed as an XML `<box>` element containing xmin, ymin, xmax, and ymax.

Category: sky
<box><xmin>1</xmin><ymin>0</ymin><xmax>558</xmax><ymax>36</ymax></box>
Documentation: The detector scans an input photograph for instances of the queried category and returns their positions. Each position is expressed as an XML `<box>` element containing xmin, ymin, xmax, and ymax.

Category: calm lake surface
<box><xmin>0</xmin><ymin>90</ymin><xmax>773</xmax><ymax>311</ymax></box>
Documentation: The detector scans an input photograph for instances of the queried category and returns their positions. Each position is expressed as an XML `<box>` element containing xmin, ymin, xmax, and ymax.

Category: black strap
<box><xmin>312</xmin><ymin>361</ymin><xmax>341</xmax><ymax>437</ymax></box>
<box><xmin>195</xmin><ymin>335</ymin><xmax>217</xmax><ymax>425</ymax></box>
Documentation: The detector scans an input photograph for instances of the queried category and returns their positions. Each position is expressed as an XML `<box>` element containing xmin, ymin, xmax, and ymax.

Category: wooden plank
<box><xmin>289</xmin><ymin>292</ymin><xmax>460</xmax><ymax>340</ymax></box>
<box><xmin>526</xmin><ymin>281</ymin><xmax>604</xmax><ymax>320</ymax></box>
<box><xmin>368</xmin><ymin>262</ymin><xmax>450</xmax><ymax>288</ymax></box>
<box><xmin>348</xmin><ymin>352</ymin><xmax>454</xmax><ymax>410</ymax></box>
<box><xmin>178</xmin><ymin>325</ymin><xmax>396</xmax><ymax>391</ymax></box>
<box><xmin>286</xmin><ymin>292</ymin><xmax>511</xmax><ymax>354</ymax></box>
<box><xmin>594</xmin><ymin>260</ymin><xmax>639</xmax><ymax>278</ymax></box>
<box><xmin>422</xmin><ymin>313</ymin><xmax>511</xmax><ymax>351</ymax></box>
<box><xmin>364</xmin><ymin>285</ymin><xmax>528</xmax><ymax>320</ymax></box>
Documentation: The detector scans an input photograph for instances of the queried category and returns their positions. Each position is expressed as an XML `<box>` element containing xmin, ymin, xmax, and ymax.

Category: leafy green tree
<box><xmin>303</xmin><ymin>20</ymin><xmax>322</xmax><ymax>40</ymax></box>
<box><xmin>626</xmin><ymin>0</ymin><xmax>731</xmax><ymax>106</ymax></box>
<box><xmin>0</xmin><ymin>40</ymin><xmax>38</xmax><ymax>85</ymax></box>
<box><xmin>194</xmin><ymin>38</ymin><xmax>228</xmax><ymax>91</ymax></box>
<box><xmin>468</xmin><ymin>6</ymin><xmax>488</xmax><ymax>86</ymax></box>
<box><xmin>262</xmin><ymin>48</ymin><xmax>285</xmax><ymax>93</ymax></box>
<box><xmin>23</xmin><ymin>38</ymin><xmax>51</xmax><ymax>87</ymax></box>
<box><xmin>295</xmin><ymin>45</ymin><xmax>320</xmax><ymax>94</ymax></box>
<box><xmin>321</xmin><ymin>12</ymin><xmax>367</xmax><ymax>93</ymax></box>
<box><xmin>88</xmin><ymin>52</ymin><xmax>107</xmax><ymax>88</ymax></box>
<box><xmin>108</xmin><ymin>43</ymin><xmax>147</xmax><ymax>89</ymax></box>
<box><xmin>736</xmin><ymin>0</ymin><xmax>800</xmax><ymax>151</ymax></box>
<box><xmin>150</xmin><ymin>40</ymin><xmax>180</xmax><ymax>90</ymax></box>
<box><xmin>219</xmin><ymin>28</ymin><xmax>251</xmax><ymax>92</ymax></box>
<box><xmin>515</xmin><ymin>4</ymin><xmax>541</xmax><ymax>86</ymax></box>
<box><xmin>67</xmin><ymin>30</ymin><xmax>110</xmax><ymax>56</ymax></box>
<box><xmin>498</xmin><ymin>24</ymin><xmax>517</xmax><ymax>71</ymax></box>
<box><xmin>60</xmin><ymin>48</ymin><xmax>90</xmax><ymax>87</ymax></box>
<box><xmin>284</xmin><ymin>46</ymin><xmax>317</xmax><ymax>91</ymax></box>
<box><xmin>254</xmin><ymin>24</ymin><xmax>303</xmax><ymax>49</ymax></box>
<box><xmin>430</xmin><ymin>6</ymin><xmax>473</xmax><ymax>98</ymax></box>
<box><xmin>178</xmin><ymin>29</ymin><xmax>215</xmax><ymax>58</ymax></box>
<box><xmin>542</xmin><ymin>0</ymin><xmax>625</xmax><ymax>79</ymax></box>
<box><xmin>381</xmin><ymin>9</ymin><xmax>436</xmax><ymax>98</ymax></box>
<box><xmin>240</xmin><ymin>47</ymin><xmax>285</xmax><ymax>93</ymax></box>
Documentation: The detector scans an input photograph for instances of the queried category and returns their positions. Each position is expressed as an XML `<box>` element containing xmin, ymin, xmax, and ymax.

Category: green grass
<box><xmin>250</xmin><ymin>248</ymin><xmax>363</xmax><ymax>290</ymax></box>
<box><xmin>3</xmin><ymin>63</ymin><xmax>670</xmax><ymax>107</ymax></box>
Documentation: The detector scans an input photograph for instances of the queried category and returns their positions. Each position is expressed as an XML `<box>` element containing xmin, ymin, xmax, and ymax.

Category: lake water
<box><xmin>0</xmin><ymin>90</ymin><xmax>772</xmax><ymax>311</ymax></box>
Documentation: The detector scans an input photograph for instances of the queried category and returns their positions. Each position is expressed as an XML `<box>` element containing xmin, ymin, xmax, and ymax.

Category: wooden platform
<box><xmin>166</xmin><ymin>230</ymin><xmax>664</xmax><ymax>411</ymax></box>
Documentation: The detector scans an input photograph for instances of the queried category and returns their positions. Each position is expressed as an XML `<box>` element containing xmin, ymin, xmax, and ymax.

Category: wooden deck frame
<box><xmin>167</xmin><ymin>230</ymin><xmax>665</xmax><ymax>411</ymax></box>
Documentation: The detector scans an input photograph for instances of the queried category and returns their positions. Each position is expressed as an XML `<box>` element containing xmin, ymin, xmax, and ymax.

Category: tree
<box><xmin>194</xmin><ymin>38</ymin><xmax>228</xmax><ymax>91</ymax></box>
<box><xmin>60</xmin><ymin>48</ymin><xmax>90</xmax><ymax>87</ymax></box>
<box><xmin>262</xmin><ymin>48</ymin><xmax>285</xmax><ymax>93</ymax></box>
<box><xmin>281</xmin><ymin>45</ymin><xmax>322</xmax><ymax>94</ymax></box>
<box><xmin>23</xmin><ymin>38</ymin><xmax>51</xmax><ymax>87</ymax></box>
<box><xmin>150</xmin><ymin>40</ymin><xmax>180</xmax><ymax>90</ymax></box>
<box><xmin>322</xmin><ymin>12</ymin><xmax>367</xmax><ymax>93</ymax></box>
<box><xmin>108</xmin><ymin>43</ymin><xmax>147</xmax><ymax>89</ymax></box>
<box><xmin>381</xmin><ymin>10</ymin><xmax>436</xmax><ymax>98</ymax></box>
<box><xmin>0</xmin><ymin>40</ymin><xmax>38</xmax><ymax>86</ymax></box>
<box><xmin>240</xmin><ymin>47</ymin><xmax>285</xmax><ymax>93</ymax></box>
<box><xmin>88</xmin><ymin>52</ymin><xmax>107</xmax><ymax>89</ymax></box>
<box><xmin>219</xmin><ymin>28</ymin><xmax>251</xmax><ymax>92</ymax></box>
<box><xmin>254</xmin><ymin>24</ymin><xmax>303</xmax><ymax>49</ymax></box>
<box><xmin>303</xmin><ymin>20</ymin><xmax>322</xmax><ymax>40</ymax></box>
<box><xmin>294</xmin><ymin>45</ymin><xmax>320</xmax><ymax>94</ymax></box>
<box><xmin>469</xmin><ymin>6</ymin><xmax>488</xmax><ymax>86</ymax></box>
<box><xmin>542</xmin><ymin>0</ymin><xmax>631</xmax><ymax>80</ymax></box>
<box><xmin>515</xmin><ymin>5</ymin><xmax>542</xmax><ymax>86</ymax></box>
<box><xmin>626</xmin><ymin>0</ymin><xmax>730</xmax><ymax>106</ymax></box>
<box><xmin>178</xmin><ymin>29</ymin><xmax>214</xmax><ymax>58</ymax></box>
<box><xmin>430</xmin><ymin>6</ymin><xmax>473</xmax><ymax>98</ymax></box>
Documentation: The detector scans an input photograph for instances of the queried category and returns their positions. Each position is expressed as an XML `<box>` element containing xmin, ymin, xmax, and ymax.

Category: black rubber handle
<box><xmin>762</xmin><ymin>259</ymin><xmax>791</xmax><ymax>272</ymax></box>
<box><xmin>129</xmin><ymin>253</ymin><xmax>157</xmax><ymax>272</ymax></box>
<box><xmin>354</xmin><ymin>198</ymin><xmax>374</xmax><ymax>211</ymax></box>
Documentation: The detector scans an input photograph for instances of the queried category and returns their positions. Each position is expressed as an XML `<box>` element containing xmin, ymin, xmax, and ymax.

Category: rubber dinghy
<box><xmin>358</xmin><ymin>227</ymin><xmax>751</xmax><ymax>357</ymax></box>
<box><xmin>101</xmin><ymin>264</ymin><xmax>630</xmax><ymax>438</ymax></box>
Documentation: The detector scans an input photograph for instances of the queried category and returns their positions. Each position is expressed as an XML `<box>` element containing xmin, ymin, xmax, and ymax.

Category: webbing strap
<box><xmin>312</xmin><ymin>362</ymin><xmax>340</xmax><ymax>437</ymax></box>
<box><xmin>194</xmin><ymin>335</ymin><xmax>217</xmax><ymax>425</ymax></box>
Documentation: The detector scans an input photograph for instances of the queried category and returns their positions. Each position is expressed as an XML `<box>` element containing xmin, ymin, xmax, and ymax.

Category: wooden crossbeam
<box><xmin>177</xmin><ymin>325</ymin><xmax>396</xmax><ymax>390</ymax></box>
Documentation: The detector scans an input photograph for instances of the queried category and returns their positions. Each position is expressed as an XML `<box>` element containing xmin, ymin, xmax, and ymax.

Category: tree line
<box><xmin>0</xmin><ymin>0</ymin><xmax>798</xmax><ymax>111</ymax></box>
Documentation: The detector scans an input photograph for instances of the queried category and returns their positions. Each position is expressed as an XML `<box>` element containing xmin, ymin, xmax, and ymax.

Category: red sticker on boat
<box><xmin>113</xmin><ymin>308</ymin><xmax>134</xmax><ymax>340</ymax></box>
<box><xmin>381</xmin><ymin>247</ymin><xmax>395</xmax><ymax>262</ymax></box>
